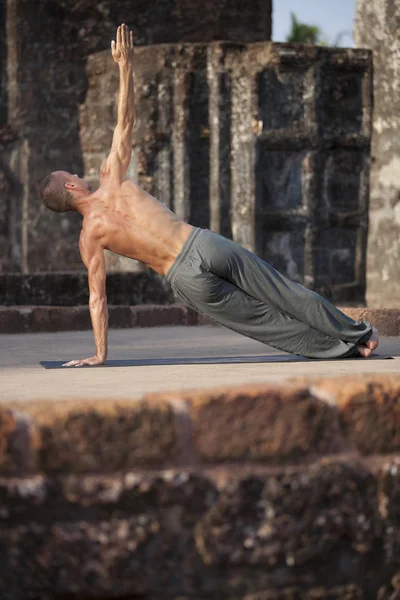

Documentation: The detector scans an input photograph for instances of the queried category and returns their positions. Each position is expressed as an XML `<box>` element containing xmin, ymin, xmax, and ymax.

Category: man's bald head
<box><xmin>40</xmin><ymin>171</ymin><xmax>74</xmax><ymax>213</ymax></box>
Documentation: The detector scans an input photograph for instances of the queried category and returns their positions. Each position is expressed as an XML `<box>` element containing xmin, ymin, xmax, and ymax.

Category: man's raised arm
<box><xmin>101</xmin><ymin>24</ymin><xmax>135</xmax><ymax>183</ymax></box>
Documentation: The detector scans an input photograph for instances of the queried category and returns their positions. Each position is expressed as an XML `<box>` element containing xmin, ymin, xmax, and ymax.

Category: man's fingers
<box><xmin>117</xmin><ymin>25</ymin><xmax>122</xmax><ymax>48</ymax></box>
<box><xmin>130</xmin><ymin>31</ymin><xmax>134</xmax><ymax>48</ymax></box>
<box><xmin>123</xmin><ymin>24</ymin><xmax>129</xmax><ymax>46</ymax></box>
<box><xmin>62</xmin><ymin>359</ymin><xmax>88</xmax><ymax>367</ymax></box>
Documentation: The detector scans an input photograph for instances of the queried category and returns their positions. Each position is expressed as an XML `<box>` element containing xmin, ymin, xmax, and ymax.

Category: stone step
<box><xmin>1</xmin><ymin>377</ymin><xmax>400</xmax><ymax>476</ymax></box>
<box><xmin>1</xmin><ymin>377</ymin><xmax>400</xmax><ymax>598</ymax></box>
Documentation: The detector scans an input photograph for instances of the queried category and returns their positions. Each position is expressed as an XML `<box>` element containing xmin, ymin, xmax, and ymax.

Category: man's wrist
<box><xmin>119</xmin><ymin>62</ymin><xmax>133</xmax><ymax>72</ymax></box>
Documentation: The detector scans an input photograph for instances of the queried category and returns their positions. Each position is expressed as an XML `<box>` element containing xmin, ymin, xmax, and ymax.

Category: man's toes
<box><xmin>357</xmin><ymin>345</ymin><xmax>372</xmax><ymax>358</ymax></box>
<box><xmin>366</xmin><ymin>325</ymin><xmax>379</xmax><ymax>350</ymax></box>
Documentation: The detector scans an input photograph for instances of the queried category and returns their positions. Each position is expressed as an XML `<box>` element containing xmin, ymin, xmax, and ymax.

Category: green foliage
<box><xmin>286</xmin><ymin>12</ymin><xmax>323</xmax><ymax>44</ymax></box>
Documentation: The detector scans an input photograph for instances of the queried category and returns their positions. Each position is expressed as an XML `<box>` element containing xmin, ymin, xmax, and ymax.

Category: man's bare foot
<box><xmin>357</xmin><ymin>345</ymin><xmax>372</xmax><ymax>357</ymax></box>
<box><xmin>357</xmin><ymin>325</ymin><xmax>379</xmax><ymax>357</ymax></box>
<box><xmin>365</xmin><ymin>325</ymin><xmax>379</xmax><ymax>351</ymax></box>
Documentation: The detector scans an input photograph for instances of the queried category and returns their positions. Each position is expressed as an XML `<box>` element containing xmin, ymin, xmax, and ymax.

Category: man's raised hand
<box><xmin>111</xmin><ymin>24</ymin><xmax>134</xmax><ymax>65</ymax></box>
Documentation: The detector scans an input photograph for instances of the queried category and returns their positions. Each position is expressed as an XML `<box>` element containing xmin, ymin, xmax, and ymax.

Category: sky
<box><xmin>272</xmin><ymin>0</ymin><xmax>356</xmax><ymax>47</ymax></box>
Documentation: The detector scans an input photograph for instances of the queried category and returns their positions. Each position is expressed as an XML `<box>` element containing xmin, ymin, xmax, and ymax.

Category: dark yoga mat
<box><xmin>40</xmin><ymin>354</ymin><xmax>393</xmax><ymax>369</ymax></box>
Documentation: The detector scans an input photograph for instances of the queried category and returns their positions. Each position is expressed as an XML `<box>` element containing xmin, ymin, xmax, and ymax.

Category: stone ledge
<box><xmin>2</xmin><ymin>376</ymin><xmax>400</xmax><ymax>476</ymax></box>
<box><xmin>0</xmin><ymin>304</ymin><xmax>199</xmax><ymax>333</ymax></box>
<box><xmin>2</xmin><ymin>377</ymin><xmax>400</xmax><ymax>598</ymax></box>
<box><xmin>1</xmin><ymin>304</ymin><xmax>400</xmax><ymax>335</ymax></box>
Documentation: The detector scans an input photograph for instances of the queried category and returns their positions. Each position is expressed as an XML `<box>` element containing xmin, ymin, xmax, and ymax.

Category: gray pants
<box><xmin>165</xmin><ymin>228</ymin><xmax>372</xmax><ymax>359</ymax></box>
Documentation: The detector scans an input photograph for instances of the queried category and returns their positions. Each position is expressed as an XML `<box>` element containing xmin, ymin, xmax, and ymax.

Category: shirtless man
<box><xmin>40</xmin><ymin>25</ymin><xmax>379</xmax><ymax>367</ymax></box>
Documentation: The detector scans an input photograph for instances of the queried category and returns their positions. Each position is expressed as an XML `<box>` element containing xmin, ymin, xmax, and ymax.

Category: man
<box><xmin>40</xmin><ymin>25</ymin><xmax>378</xmax><ymax>367</ymax></box>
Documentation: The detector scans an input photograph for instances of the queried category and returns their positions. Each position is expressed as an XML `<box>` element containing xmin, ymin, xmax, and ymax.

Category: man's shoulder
<box><xmin>81</xmin><ymin>212</ymin><xmax>105</xmax><ymax>240</ymax></box>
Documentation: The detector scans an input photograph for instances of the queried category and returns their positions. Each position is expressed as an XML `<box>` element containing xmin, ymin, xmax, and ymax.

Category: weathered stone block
<box><xmin>0</xmin><ymin>460</ymin><xmax>389</xmax><ymax>599</ymax></box>
<box><xmin>29</xmin><ymin>306</ymin><xmax>91</xmax><ymax>332</ymax></box>
<box><xmin>314</xmin><ymin>228</ymin><xmax>358</xmax><ymax>286</ymax></box>
<box><xmin>132</xmin><ymin>304</ymin><xmax>192</xmax><ymax>327</ymax></box>
<box><xmin>27</xmin><ymin>400</ymin><xmax>180</xmax><ymax>473</ymax></box>
<box><xmin>0</xmin><ymin>306</ymin><xmax>30</xmax><ymax>333</ymax></box>
<box><xmin>257</xmin><ymin>67</ymin><xmax>309</xmax><ymax>132</ymax></box>
<box><xmin>321</xmin><ymin>152</ymin><xmax>368</xmax><ymax>214</ymax></box>
<box><xmin>0</xmin><ymin>470</ymin><xmax>218</xmax><ymax>599</ymax></box>
<box><xmin>0</xmin><ymin>271</ymin><xmax>175</xmax><ymax>306</ymax></box>
<box><xmin>319</xmin><ymin>65</ymin><xmax>366</xmax><ymax>142</ymax></box>
<box><xmin>311</xmin><ymin>377</ymin><xmax>400</xmax><ymax>455</ymax></box>
<box><xmin>256</xmin><ymin>150</ymin><xmax>308</xmax><ymax>210</ymax></box>
<box><xmin>195</xmin><ymin>460</ymin><xmax>381</xmax><ymax>580</ymax></box>
<box><xmin>181</xmin><ymin>385</ymin><xmax>346</xmax><ymax>464</ymax></box>
<box><xmin>106</xmin><ymin>304</ymin><xmax>135</xmax><ymax>328</ymax></box>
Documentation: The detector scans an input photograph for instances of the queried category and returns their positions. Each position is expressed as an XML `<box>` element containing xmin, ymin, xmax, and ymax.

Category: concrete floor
<box><xmin>1</xmin><ymin>326</ymin><xmax>399</xmax><ymax>403</ymax></box>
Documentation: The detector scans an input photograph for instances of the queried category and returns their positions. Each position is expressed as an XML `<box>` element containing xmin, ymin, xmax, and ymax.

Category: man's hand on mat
<box><xmin>111</xmin><ymin>24</ymin><xmax>134</xmax><ymax>65</ymax></box>
<box><xmin>62</xmin><ymin>356</ymin><xmax>105</xmax><ymax>368</ymax></box>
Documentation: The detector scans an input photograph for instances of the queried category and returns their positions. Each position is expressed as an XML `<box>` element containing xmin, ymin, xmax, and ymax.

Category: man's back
<box><xmin>83</xmin><ymin>178</ymin><xmax>193</xmax><ymax>275</ymax></box>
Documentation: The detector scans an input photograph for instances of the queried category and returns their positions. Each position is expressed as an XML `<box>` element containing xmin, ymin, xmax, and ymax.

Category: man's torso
<box><xmin>81</xmin><ymin>179</ymin><xmax>193</xmax><ymax>275</ymax></box>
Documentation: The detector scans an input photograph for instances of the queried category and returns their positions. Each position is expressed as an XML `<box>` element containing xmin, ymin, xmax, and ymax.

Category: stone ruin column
<box><xmin>354</xmin><ymin>0</ymin><xmax>400</xmax><ymax>307</ymax></box>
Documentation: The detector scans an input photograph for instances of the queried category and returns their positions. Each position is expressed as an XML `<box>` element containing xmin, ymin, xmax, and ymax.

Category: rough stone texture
<box><xmin>195</xmin><ymin>461</ymin><xmax>380</xmax><ymax>572</ymax></box>
<box><xmin>0</xmin><ymin>460</ymin><xmax>397</xmax><ymax>598</ymax></box>
<box><xmin>0</xmin><ymin>271</ymin><xmax>174</xmax><ymax>306</ymax></box>
<box><xmin>80</xmin><ymin>43</ymin><xmax>372</xmax><ymax>304</ymax></box>
<box><xmin>0</xmin><ymin>303</ymin><xmax>201</xmax><ymax>333</ymax></box>
<box><xmin>354</xmin><ymin>0</ymin><xmax>400</xmax><ymax>307</ymax></box>
<box><xmin>18</xmin><ymin>399</ymin><xmax>179</xmax><ymax>474</ymax></box>
<box><xmin>311</xmin><ymin>377</ymin><xmax>400</xmax><ymax>456</ymax></box>
<box><xmin>3</xmin><ymin>377</ymin><xmax>400</xmax><ymax>476</ymax></box>
<box><xmin>1</xmin><ymin>0</ymin><xmax>271</xmax><ymax>276</ymax></box>
<box><xmin>2</xmin><ymin>379</ymin><xmax>400</xmax><ymax>596</ymax></box>
<box><xmin>187</xmin><ymin>386</ymin><xmax>348</xmax><ymax>463</ymax></box>
<box><xmin>1</xmin><ymin>304</ymin><xmax>399</xmax><ymax>335</ymax></box>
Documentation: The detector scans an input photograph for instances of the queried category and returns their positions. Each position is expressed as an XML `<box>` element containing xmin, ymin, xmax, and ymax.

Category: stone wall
<box><xmin>2</xmin><ymin>376</ymin><xmax>400</xmax><ymax>598</ymax></box>
<box><xmin>0</xmin><ymin>0</ymin><xmax>375</xmax><ymax>307</ymax></box>
<box><xmin>82</xmin><ymin>43</ymin><xmax>372</xmax><ymax>304</ymax></box>
<box><xmin>0</xmin><ymin>0</ymin><xmax>271</xmax><ymax>274</ymax></box>
<box><xmin>0</xmin><ymin>0</ymin><xmax>373</xmax><ymax>307</ymax></box>
<box><xmin>354</xmin><ymin>0</ymin><xmax>400</xmax><ymax>307</ymax></box>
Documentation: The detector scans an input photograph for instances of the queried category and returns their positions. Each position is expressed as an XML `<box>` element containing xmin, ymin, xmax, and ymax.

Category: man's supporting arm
<box><xmin>63</xmin><ymin>230</ymin><xmax>108</xmax><ymax>367</ymax></box>
<box><xmin>101</xmin><ymin>24</ymin><xmax>135</xmax><ymax>183</ymax></box>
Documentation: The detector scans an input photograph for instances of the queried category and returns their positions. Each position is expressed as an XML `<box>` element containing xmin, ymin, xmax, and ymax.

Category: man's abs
<box><xmin>92</xmin><ymin>180</ymin><xmax>193</xmax><ymax>275</ymax></box>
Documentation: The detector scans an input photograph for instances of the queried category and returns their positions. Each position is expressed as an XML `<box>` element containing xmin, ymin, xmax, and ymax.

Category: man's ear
<box><xmin>64</xmin><ymin>181</ymin><xmax>77</xmax><ymax>190</ymax></box>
